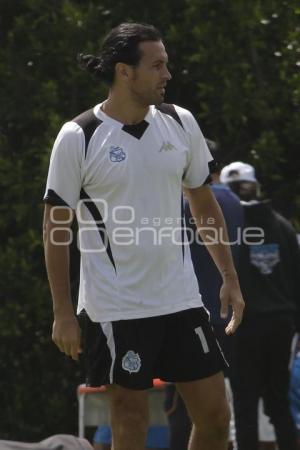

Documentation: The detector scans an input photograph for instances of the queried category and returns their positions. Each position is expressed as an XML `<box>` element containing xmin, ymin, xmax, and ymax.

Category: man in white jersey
<box><xmin>43</xmin><ymin>23</ymin><xmax>245</xmax><ymax>450</ymax></box>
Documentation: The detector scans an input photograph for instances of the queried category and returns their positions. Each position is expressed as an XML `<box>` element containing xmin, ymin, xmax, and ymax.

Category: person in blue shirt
<box><xmin>186</xmin><ymin>141</ymin><xmax>243</xmax><ymax>361</ymax></box>
<box><xmin>165</xmin><ymin>140</ymin><xmax>244</xmax><ymax>450</ymax></box>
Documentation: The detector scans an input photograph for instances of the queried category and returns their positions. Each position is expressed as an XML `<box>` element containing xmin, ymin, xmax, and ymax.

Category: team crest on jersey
<box><xmin>122</xmin><ymin>350</ymin><xmax>141</xmax><ymax>373</ymax></box>
<box><xmin>109</xmin><ymin>146</ymin><xmax>126</xmax><ymax>162</ymax></box>
<box><xmin>250</xmin><ymin>243</ymin><xmax>280</xmax><ymax>275</ymax></box>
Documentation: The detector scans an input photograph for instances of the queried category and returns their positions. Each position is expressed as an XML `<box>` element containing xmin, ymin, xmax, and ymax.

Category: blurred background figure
<box><xmin>290</xmin><ymin>332</ymin><xmax>300</xmax><ymax>447</ymax></box>
<box><xmin>220</xmin><ymin>161</ymin><xmax>300</xmax><ymax>450</ymax></box>
<box><xmin>0</xmin><ymin>435</ymin><xmax>93</xmax><ymax>450</ymax></box>
<box><xmin>165</xmin><ymin>140</ymin><xmax>244</xmax><ymax>450</ymax></box>
<box><xmin>186</xmin><ymin>141</ymin><xmax>244</xmax><ymax>374</ymax></box>
<box><xmin>93</xmin><ymin>424</ymin><xmax>169</xmax><ymax>450</ymax></box>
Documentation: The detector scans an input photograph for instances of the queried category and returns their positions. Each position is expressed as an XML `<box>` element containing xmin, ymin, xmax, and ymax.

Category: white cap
<box><xmin>220</xmin><ymin>161</ymin><xmax>257</xmax><ymax>184</ymax></box>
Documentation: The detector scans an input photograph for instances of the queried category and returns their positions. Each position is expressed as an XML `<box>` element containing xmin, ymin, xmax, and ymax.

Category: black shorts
<box><xmin>81</xmin><ymin>307</ymin><xmax>228</xmax><ymax>390</ymax></box>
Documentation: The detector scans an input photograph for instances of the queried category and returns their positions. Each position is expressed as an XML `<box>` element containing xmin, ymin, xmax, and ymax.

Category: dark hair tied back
<box><xmin>77</xmin><ymin>53</ymin><xmax>103</xmax><ymax>79</ymax></box>
<box><xmin>77</xmin><ymin>23</ymin><xmax>161</xmax><ymax>85</ymax></box>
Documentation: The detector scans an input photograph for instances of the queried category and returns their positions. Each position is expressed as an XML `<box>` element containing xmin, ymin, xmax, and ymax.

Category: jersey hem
<box><xmin>77</xmin><ymin>298</ymin><xmax>203</xmax><ymax>322</ymax></box>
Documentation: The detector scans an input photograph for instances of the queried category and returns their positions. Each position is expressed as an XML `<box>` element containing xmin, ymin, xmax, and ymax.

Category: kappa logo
<box><xmin>122</xmin><ymin>350</ymin><xmax>141</xmax><ymax>374</ymax></box>
<box><xmin>159</xmin><ymin>141</ymin><xmax>177</xmax><ymax>152</ymax></box>
<box><xmin>109</xmin><ymin>146</ymin><xmax>126</xmax><ymax>162</ymax></box>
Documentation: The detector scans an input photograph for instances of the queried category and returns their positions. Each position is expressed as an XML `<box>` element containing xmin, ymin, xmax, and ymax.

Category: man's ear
<box><xmin>115</xmin><ymin>62</ymin><xmax>132</xmax><ymax>81</ymax></box>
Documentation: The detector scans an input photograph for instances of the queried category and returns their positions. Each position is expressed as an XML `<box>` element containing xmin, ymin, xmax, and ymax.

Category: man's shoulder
<box><xmin>70</xmin><ymin>106</ymin><xmax>103</xmax><ymax>155</ymax></box>
<box><xmin>71</xmin><ymin>106</ymin><xmax>102</xmax><ymax>129</ymax></box>
<box><xmin>155</xmin><ymin>103</ymin><xmax>194</xmax><ymax>130</ymax></box>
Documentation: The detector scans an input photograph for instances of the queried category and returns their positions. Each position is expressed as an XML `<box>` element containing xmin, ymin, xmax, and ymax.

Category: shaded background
<box><xmin>0</xmin><ymin>0</ymin><xmax>299</xmax><ymax>441</ymax></box>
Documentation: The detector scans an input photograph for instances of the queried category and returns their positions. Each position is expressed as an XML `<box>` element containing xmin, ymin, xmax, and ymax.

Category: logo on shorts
<box><xmin>122</xmin><ymin>350</ymin><xmax>141</xmax><ymax>374</ymax></box>
<box><xmin>109</xmin><ymin>146</ymin><xmax>126</xmax><ymax>162</ymax></box>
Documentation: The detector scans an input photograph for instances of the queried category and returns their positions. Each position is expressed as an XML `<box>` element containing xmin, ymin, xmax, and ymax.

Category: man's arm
<box><xmin>184</xmin><ymin>184</ymin><xmax>245</xmax><ymax>334</ymax></box>
<box><xmin>43</xmin><ymin>203</ymin><xmax>82</xmax><ymax>360</ymax></box>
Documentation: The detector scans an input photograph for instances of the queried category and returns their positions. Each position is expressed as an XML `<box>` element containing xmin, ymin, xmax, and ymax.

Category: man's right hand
<box><xmin>52</xmin><ymin>316</ymin><xmax>82</xmax><ymax>361</ymax></box>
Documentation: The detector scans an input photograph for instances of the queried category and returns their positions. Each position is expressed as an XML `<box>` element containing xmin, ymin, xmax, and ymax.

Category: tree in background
<box><xmin>0</xmin><ymin>0</ymin><xmax>299</xmax><ymax>441</ymax></box>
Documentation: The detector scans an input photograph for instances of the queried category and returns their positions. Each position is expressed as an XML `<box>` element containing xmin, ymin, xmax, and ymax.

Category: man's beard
<box><xmin>131</xmin><ymin>87</ymin><xmax>164</xmax><ymax>106</ymax></box>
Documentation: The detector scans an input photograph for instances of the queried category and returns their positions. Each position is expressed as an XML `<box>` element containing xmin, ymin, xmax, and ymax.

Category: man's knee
<box><xmin>212</xmin><ymin>400</ymin><xmax>231</xmax><ymax>436</ymax></box>
<box><xmin>194</xmin><ymin>398</ymin><xmax>231</xmax><ymax>438</ymax></box>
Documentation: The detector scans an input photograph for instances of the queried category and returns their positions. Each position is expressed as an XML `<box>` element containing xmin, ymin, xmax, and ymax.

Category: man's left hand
<box><xmin>219</xmin><ymin>274</ymin><xmax>245</xmax><ymax>335</ymax></box>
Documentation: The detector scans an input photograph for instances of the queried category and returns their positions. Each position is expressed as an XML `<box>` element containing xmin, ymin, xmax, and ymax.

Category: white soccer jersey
<box><xmin>44</xmin><ymin>103</ymin><xmax>212</xmax><ymax>322</ymax></box>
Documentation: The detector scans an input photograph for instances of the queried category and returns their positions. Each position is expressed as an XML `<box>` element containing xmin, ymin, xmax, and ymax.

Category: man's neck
<box><xmin>102</xmin><ymin>90</ymin><xmax>149</xmax><ymax>125</ymax></box>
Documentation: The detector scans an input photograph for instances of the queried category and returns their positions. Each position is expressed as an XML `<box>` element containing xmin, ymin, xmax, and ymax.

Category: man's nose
<box><xmin>164</xmin><ymin>67</ymin><xmax>172</xmax><ymax>81</ymax></box>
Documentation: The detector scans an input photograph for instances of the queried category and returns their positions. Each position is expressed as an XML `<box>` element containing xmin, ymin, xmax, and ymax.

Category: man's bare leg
<box><xmin>108</xmin><ymin>385</ymin><xmax>149</xmax><ymax>450</ymax></box>
<box><xmin>177</xmin><ymin>372</ymin><xmax>230</xmax><ymax>450</ymax></box>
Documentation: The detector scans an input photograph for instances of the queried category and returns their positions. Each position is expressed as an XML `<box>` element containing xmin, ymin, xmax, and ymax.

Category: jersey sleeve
<box><xmin>43</xmin><ymin>121</ymin><xmax>85</xmax><ymax>209</ymax></box>
<box><xmin>176</xmin><ymin>106</ymin><xmax>213</xmax><ymax>188</ymax></box>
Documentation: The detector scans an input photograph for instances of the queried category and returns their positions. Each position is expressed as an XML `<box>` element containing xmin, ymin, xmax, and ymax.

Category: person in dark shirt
<box><xmin>220</xmin><ymin>161</ymin><xmax>300</xmax><ymax>450</ymax></box>
<box><xmin>165</xmin><ymin>141</ymin><xmax>244</xmax><ymax>450</ymax></box>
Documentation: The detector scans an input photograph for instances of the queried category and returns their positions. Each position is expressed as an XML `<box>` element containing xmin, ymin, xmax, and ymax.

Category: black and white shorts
<box><xmin>81</xmin><ymin>307</ymin><xmax>228</xmax><ymax>390</ymax></box>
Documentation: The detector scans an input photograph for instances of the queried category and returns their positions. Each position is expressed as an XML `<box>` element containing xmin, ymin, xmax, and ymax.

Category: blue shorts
<box><xmin>94</xmin><ymin>425</ymin><xmax>169</xmax><ymax>448</ymax></box>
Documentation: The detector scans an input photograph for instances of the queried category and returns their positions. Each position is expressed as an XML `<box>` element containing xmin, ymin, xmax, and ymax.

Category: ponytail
<box><xmin>77</xmin><ymin>53</ymin><xmax>103</xmax><ymax>80</ymax></box>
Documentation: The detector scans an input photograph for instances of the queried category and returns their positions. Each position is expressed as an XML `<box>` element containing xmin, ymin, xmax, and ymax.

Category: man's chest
<box><xmin>84</xmin><ymin>124</ymin><xmax>189</xmax><ymax>190</ymax></box>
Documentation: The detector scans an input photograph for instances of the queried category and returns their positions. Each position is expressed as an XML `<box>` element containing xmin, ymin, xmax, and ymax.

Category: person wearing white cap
<box><xmin>220</xmin><ymin>161</ymin><xmax>257</xmax><ymax>183</ymax></box>
<box><xmin>220</xmin><ymin>161</ymin><xmax>259</xmax><ymax>202</ymax></box>
<box><xmin>220</xmin><ymin>162</ymin><xmax>300</xmax><ymax>450</ymax></box>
